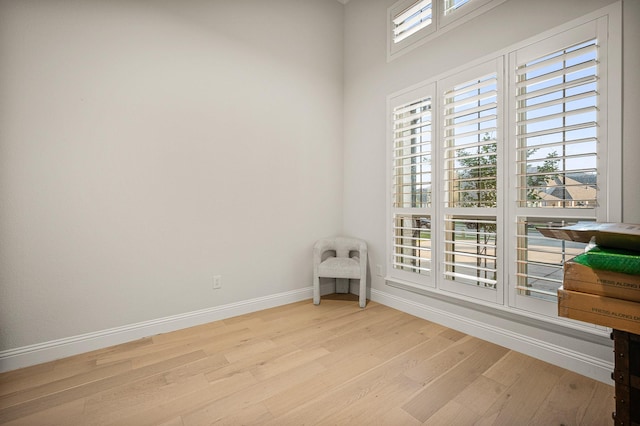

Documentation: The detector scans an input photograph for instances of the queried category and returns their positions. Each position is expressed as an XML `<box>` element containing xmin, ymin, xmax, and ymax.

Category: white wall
<box><xmin>0</xmin><ymin>0</ymin><xmax>344</xmax><ymax>351</ymax></box>
<box><xmin>343</xmin><ymin>0</ymin><xmax>640</xmax><ymax>382</ymax></box>
<box><xmin>2</xmin><ymin>0</ymin><xmax>638</xmax><ymax>378</ymax></box>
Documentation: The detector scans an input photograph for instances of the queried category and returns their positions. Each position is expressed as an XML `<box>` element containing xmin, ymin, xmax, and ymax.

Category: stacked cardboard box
<box><xmin>539</xmin><ymin>223</ymin><xmax>640</xmax><ymax>334</ymax></box>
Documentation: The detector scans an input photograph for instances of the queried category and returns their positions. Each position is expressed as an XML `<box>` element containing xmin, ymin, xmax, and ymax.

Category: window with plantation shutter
<box><xmin>443</xmin><ymin>216</ymin><xmax>497</xmax><ymax>289</ymax></box>
<box><xmin>440</xmin><ymin>60</ymin><xmax>502</xmax><ymax>302</ymax></box>
<box><xmin>514</xmin><ymin>39</ymin><xmax>598</xmax><ymax>209</ymax></box>
<box><xmin>443</xmin><ymin>71</ymin><xmax>499</xmax><ymax>209</ymax></box>
<box><xmin>440</xmin><ymin>0</ymin><xmax>508</xmax><ymax>29</ymax></box>
<box><xmin>392</xmin><ymin>0</ymin><xmax>433</xmax><ymax>44</ymax></box>
<box><xmin>443</xmin><ymin>0</ymin><xmax>471</xmax><ymax>15</ymax></box>
<box><xmin>386</xmin><ymin>6</ymin><xmax>620</xmax><ymax>324</ymax></box>
<box><xmin>508</xmin><ymin>17</ymin><xmax>616</xmax><ymax>316</ymax></box>
<box><xmin>390</xmin><ymin>85</ymin><xmax>435</xmax><ymax>285</ymax></box>
<box><xmin>389</xmin><ymin>0</ymin><xmax>436</xmax><ymax>59</ymax></box>
<box><xmin>388</xmin><ymin>0</ymin><xmax>507</xmax><ymax>61</ymax></box>
<box><xmin>444</xmin><ymin>0</ymin><xmax>471</xmax><ymax>15</ymax></box>
<box><xmin>514</xmin><ymin>217</ymin><xmax>590</xmax><ymax>302</ymax></box>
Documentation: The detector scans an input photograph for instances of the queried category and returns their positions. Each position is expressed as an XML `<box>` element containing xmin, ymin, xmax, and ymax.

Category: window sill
<box><xmin>385</xmin><ymin>276</ymin><xmax>611</xmax><ymax>344</ymax></box>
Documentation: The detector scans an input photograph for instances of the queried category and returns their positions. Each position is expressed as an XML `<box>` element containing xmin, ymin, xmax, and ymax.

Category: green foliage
<box><xmin>456</xmin><ymin>138</ymin><xmax>497</xmax><ymax>208</ymax></box>
<box><xmin>455</xmin><ymin>133</ymin><xmax>560</xmax><ymax>208</ymax></box>
<box><xmin>452</xmin><ymin>133</ymin><xmax>560</xmax><ymax>287</ymax></box>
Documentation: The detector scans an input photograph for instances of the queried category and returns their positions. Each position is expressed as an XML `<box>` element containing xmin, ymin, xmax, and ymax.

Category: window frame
<box><xmin>386</xmin><ymin>3</ymin><xmax>622</xmax><ymax>333</ymax></box>
<box><xmin>387</xmin><ymin>0</ymin><xmax>508</xmax><ymax>62</ymax></box>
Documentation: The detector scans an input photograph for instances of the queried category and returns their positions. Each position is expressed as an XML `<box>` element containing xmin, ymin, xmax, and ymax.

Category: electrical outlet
<box><xmin>213</xmin><ymin>275</ymin><xmax>222</xmax><ymax>289</ymax></box>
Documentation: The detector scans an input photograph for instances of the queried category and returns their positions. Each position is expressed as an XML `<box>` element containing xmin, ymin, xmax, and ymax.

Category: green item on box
<box><xmin>572</xmin><ymin>246</ymin><xmax>640</xmax><ymax>275</ymax></box>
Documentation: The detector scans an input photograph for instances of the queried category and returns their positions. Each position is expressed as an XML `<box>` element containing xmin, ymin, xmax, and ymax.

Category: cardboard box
<box><xmin>564</xmin><ymin>258</ymin><xmax>640</xmax><ymax>302</ymax></box>
<box><xmin>538</xmin><ymin>222</ymin><xmax>640</xmax><ymax>252</ymax></box>
<box><xmin>558</xmin><ymin>287</ymin><xmax>640</xmax><ymax>334</ymax></box>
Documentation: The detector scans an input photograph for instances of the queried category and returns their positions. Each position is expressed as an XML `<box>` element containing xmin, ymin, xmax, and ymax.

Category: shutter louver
<box><xmin>392</xmin><ymin>94</ymin><xmax>433</xmax><ymax>277</ymax></box>
<box><xmin>512</xmin><ymin>27</ymin><xmax>606</xmax><ymax>311</ymax></box>
<box><xmin>392</xmin><ymin>0</ymin><xmax>433</xmax><ymax>44</ymax></box>
<box><xmin>393</xmin><ymin>214</ymin><xmax>432</xmax><ymax>274</ymax></box>
<box><xmin>393</xmin><ymin>97</ymin><xmax>432</xmax><ymax>208</ymax></box>
<box><xmin>443</xmin><ymin>73</ymin><xmax>498</xmax><ymax>209</ymax></box>
<box><xmin>443</xmin><ymin>0</ymin><xmax>471</xmax><ymax>15</ymax></box>
<box><xmin>443</xmin><ymin>216</ymin><xmax>497</xmax><ymax>288</ymax></box>
<box><xmin>515</xmin><ymin>218</ymin><xmax>589</xmax><ymax>299</ymax></box>
<box><xmin>515</xmin><ymin>40</ymin><xmax>598</xmax><ymax>209</ymax></box>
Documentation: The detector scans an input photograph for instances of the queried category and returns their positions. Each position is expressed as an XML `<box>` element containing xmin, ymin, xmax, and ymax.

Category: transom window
<box><xmin>443</xmin><ymin>0</ymin><xmax>471</xmax><ymax>15</ymax></box>
<box><xmin>392</xmin><ymin>0</ymin><xmax>433</xmax><ymax>44</ymax></box>
<box><xmin>388</xmin><ymin>0</ymin><xmax>507</xmax><ymax>60</ymax></box>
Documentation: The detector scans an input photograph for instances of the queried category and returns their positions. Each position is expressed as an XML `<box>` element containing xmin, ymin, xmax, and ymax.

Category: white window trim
<box><xmin>387</xmin><ymin>0</ymin><xmax>508</xmax><ymax>62</ymax></box>
<box><xmin>386</xmin><ymin>2</ymin><xmax>622</xmax><ymax>336</ymax></box>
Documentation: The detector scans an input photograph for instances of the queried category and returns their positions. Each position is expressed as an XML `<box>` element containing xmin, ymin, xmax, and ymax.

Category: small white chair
<box><xmin>313</xmin><ymin>237</ymin><xmax>368</xmax><ymax>308</ymax></box>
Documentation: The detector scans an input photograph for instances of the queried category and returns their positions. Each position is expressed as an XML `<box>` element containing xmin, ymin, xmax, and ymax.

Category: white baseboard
<box><xmin>0</xmin><ymin>288</ymin><xmax>312</xmax><ymax>373</ymax></box>
<box><xmin>370</xmin><ymin>288</ymin><xmax>614</xmax><ymax>384</ymax></box>
<box><xmin>1</xmin><ymin>286</ymin><xmax>614</xmax><ymax>385</ymax></box>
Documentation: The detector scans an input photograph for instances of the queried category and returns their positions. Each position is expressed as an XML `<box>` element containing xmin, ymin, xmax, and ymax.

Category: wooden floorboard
<box><xmin>0</xmin><ymin>297</ymin><xmax>615</xmax><ymax>425</ymax></box>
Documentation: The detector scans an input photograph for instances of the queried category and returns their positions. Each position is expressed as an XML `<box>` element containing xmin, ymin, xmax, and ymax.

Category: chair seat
<box><xmin>318</xmin><ymin>257</ymin><xmax>361</xmax><ymax>279</ymax></box>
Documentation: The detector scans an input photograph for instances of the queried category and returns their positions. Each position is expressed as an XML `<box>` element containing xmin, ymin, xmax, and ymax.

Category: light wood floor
<box><xmin>0</xmin><ymin>296</ymin><xmax>615</xmax><ymax>425</ymax></box>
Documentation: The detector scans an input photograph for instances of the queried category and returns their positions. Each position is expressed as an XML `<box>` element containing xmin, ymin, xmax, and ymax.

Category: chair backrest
<box><xmin>314</xmin><ymin>237</ymin><xmax>367</xmax><ymax>259</ymax></box>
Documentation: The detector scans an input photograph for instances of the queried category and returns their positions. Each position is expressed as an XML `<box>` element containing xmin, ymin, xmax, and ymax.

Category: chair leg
<box><xmin>359</xmin><ymin>278</ymin><xmax>366</xmax><ymax>308</ymax></box>
<box><xmin>313</xmin><ymin>275</ymin><xmax>320</xmax><ymax>305</ymax></box>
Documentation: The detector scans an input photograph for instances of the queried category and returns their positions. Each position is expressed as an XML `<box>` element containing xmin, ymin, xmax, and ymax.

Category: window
<box><xmin>440</xmin><ymin>60</ymin><xmax>503</xmax><ymax>303</ymax></box>
<box><xmin>387</xmin><ymin>7</ymin><xmax>621</xmax><ymax>324</ymax></box>
<box><xmin>389</xmin><ymin>0</ymin><xmax>436</xmax><ymax>59</ymax></box>
<box><xmin>388</xmin><ymin>0</ymin><xmax>507</xmax><ymax>61</ymax></box>
<box><xmin>508</xmin><ymin>18</ymin><xmax>613</xmax><ymax>317</ymax></box>
<box><xmin>443</xmin><ymin>0</ymin><xmax>471</xmax><ymax>15</ymax></box>
<box><xmin>440</xmin><ymin>0</ymin><xmax>502</xmax><ymax>28</ymax></box>
<box><xmin>390</xmin><ymin>85</ymin><xmax>435</xmax><ymax>286</ymax></box>
<box><xmin>392</xmin><ymin>0</ymin><xmax>433</xmax><ymax>44</ymax></box>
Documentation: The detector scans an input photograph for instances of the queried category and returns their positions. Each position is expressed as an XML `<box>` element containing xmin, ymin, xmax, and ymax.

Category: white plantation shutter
<box><xmin>389</xmin><ymin>0</ymin><xmax>506</xmax><ymax>60</ymax></box>
<box><xmin>443</xmin><ymin>216</ymin><xmax>497</xmax><ymax>289</ymax></box>
<box><xmin>443</xmin><ymin>72</ymin><xmax>498</xmax><ymax>209</ymax></box>
<box><xmin>440</xmin><ymin>59</ymin><xmax>502</xmax><ymax>302</ymax></box>
<box><xmin>440</xmin><ymin>0</ymin><xmax>506</xmax><ymax>28</ymax></box>
<box><xmin>515</xmin><ymin>39</ymin><xmax>599</xmax><ymax>209</ymax></box>
<box><xmin>509</xmin><ymin>18</ymin><xmax>614</xmax><ymax>316</ymax></box>
<box><xmin>443</xmin><ymin>0</ymin><xmax>471</xmax><ymax>15</ymax></box>
<box><xmin>393</xmin><ymin>97</ymin><xmax>433</xmax><ymax>209</ymax></box>
<box><xmin>386</xmin><ymin>8</ymin><xmax>620</xmax><ymax>322</ymax></box>
<box><xmin>392</xmin><ymin>215</ymin><xmax>432</xmax><ymax>275</ymax></box>
<box><xmin>392</xmin><ymin>0</ymin><xmax>433</xmax><ymax>44</ymax></box>
<box><xmin>390</xmin><ymin>87</ymin><xmax>435</xmax><ymax>283</ymax></box>
<box><xmin>514</xmin><ymin>217</ymin><xmax>590</xmax><ymax>300</ymax></box>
